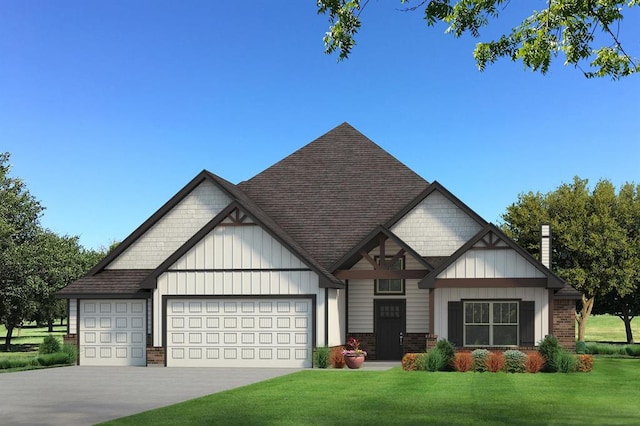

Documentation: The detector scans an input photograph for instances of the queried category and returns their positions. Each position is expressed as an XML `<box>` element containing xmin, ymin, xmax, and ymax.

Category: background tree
<box><xmin>0</xmin><ymin>153</ymin><xmax>106</xmax><ymax>349</ymax></box>
<box><xmin>0</xmin><ymin>152</ymin><xmax>44</xmax><ymax>350</ymax></box>
<box><xmin>502</xmin><ymin>178</ymin><xmax>640</xmax><ymax>342</ymax></box>
<box><xmin>593</xmin><ymin>289</ymin><xmax>640</xmax><ymax>343</ymax></box>
<box><xmin>317</xmin><ymin>0</ymin><xmax>640</xmax><ymax>79</ymax></box>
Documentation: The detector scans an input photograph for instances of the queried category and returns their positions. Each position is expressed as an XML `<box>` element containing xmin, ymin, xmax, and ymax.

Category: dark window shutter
<box><xmin>448</xmin><ymin>302</ymin><xmax>463</xmax><ymax>347</ymax></box>
<box><xmin>520</xmin><ymin>301</ymin><xmax>535</xmax><ymax>347</ymax></box>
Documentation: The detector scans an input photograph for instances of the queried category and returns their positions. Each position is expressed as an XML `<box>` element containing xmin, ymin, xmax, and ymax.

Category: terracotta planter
<box><xmin>344</xmin><ymin>355</ymin><xmax>365</xmax><ymax>369</ymax></box>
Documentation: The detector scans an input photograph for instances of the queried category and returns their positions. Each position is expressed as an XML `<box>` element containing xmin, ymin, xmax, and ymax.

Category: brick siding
<box><xmin>146</xmin><ymin>346</ymin><xmax>165</xmax><ymax>365</ymax></box>
<box><xmin>553</xmin><ymin>299</ymin><xmax>577</xmax><ymax>351</ymax></box>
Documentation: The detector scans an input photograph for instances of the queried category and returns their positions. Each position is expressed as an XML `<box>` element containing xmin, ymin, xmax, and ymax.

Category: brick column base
<box><xmin>426</xmin><ymin>333</ymin><xmax>438</xmax><ymax>350</ymax></box>
<box><xmin>147</xmin><ymin>347</ymin><xmax>165</xmax><ymax>366</ymax></box>
<box><xmin>553</xmin><ymin>299</ymin><xmax>577</xmax><ymax>351</ymax></box>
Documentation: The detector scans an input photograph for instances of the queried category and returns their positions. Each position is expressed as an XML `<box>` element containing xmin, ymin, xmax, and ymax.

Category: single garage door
<box><xmin>79</xmin><ymin>300</ymin><xmax>147</xmax><ymax>366</ymax></box>
<box><xmin>166</xmin><ymin>298</ymin><xmax>312</xmax><ymax>368</ymax></box>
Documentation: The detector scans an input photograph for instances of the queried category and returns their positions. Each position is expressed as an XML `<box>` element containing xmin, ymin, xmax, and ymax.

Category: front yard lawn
<box><xmin>104</xmin><ymin>358</ymin><xmax>640</xmax><ymax>425</ymax></box>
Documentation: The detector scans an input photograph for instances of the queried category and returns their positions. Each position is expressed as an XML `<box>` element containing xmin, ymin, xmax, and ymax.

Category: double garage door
<box><xmin>166</xmin><ymin>298</ymin><xmax>313</xmax><ymax>368</ymax></box>
<box><xmin>79</xmin><ymin>300</ymin><xmax>146</xmax><ymax>366</ymax></box>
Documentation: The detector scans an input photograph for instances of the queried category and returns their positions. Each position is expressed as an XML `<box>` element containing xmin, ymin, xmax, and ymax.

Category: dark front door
<box><xmin>375</xmin><ymin>299</ymin><xmax>406</xmax><ymax>360</ymax></box>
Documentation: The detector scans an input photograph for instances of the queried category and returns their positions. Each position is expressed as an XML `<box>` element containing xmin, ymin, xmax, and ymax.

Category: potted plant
<box><xmin>342</xmin><ymin>337</ymin><xmax>367</xmax><ymax>369</ymax></box>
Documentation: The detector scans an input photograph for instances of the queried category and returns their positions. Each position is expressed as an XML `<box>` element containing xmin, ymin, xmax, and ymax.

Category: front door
<box><xmin>375</xmin><ymin>300</ymin><xmax>406</xmax><ymax>360</ymax></box>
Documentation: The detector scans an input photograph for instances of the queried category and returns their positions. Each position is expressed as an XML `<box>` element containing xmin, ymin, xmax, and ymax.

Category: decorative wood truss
<box><xmin>471</xmin><ymin>231</ymin><xmax>509</xmax><ymax>250</ymax></box>
<box><xmin>334</xmin><ymin>234</ymin><xmax>430</xmax><ymax>280</ymax></box>
<box><xmin>220</xmin><ymin>207</ymin><xmax>255</xmax><ymax>226</ymax></box>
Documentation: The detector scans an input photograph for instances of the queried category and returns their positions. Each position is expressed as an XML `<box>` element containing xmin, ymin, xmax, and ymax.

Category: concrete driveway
<box><xmin>0</xmin><ymin>366</ymin><xmax>298</xmax><ymax>425</ymax></box>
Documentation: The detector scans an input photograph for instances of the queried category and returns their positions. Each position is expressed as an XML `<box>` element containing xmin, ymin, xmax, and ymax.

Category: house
<box><xmin>57</xmin><ymin>123</ymin><xmax>580</xmax><ymax>367</ymax></box>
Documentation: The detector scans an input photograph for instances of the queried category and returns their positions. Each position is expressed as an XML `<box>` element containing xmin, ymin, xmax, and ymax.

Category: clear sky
<box><xmin>2</xmin><ymin>2</ymin><xmax>638</xmax><ymax>250</ymax></box>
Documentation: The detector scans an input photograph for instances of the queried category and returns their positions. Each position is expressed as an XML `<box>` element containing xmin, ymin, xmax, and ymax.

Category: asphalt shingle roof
<box><xmin>238</xmin><ymin>122</ymin><xmax>429</xmax><ymax>268</ymax></box>
<box><xmin>57</xmin><ymin>270</ymin><xmax>152</xmax><ymax>297</ymax></box>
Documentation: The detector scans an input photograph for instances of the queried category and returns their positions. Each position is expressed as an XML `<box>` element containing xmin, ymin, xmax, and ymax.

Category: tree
<box><xmin>0</xmin><ymin>152</ymin><xmax>44</xmax><ymax>350</ymax></box>
<box><xmin>26</xmin><ymin>231</ymin><xmax>104</xmax><ymax>332</ymax></box>
<box><xmin>593</xmin><ymin>289</ymin><xmax>640</xmax><ymax>343</ymax></box>
<box><xmin>317</xmin><ymin>1</ymin><xmax>640</xmax><ymax>80</ymax></box>
<box><xmin>502</xmin><ymin>177</ymin><xmax>640</xmax><ymax>342</ymax></box>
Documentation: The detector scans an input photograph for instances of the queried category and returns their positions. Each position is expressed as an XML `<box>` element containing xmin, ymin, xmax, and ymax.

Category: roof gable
<box><xmin>141</xmin><ymin>201</ymin><xmax>343</xmax><ymax>289</ymax></box>
<box><xmin>238</xmin><ymin>122</ymin><xmax>429</xmax><ymax>268</ymax></box>
<box><xmin>419</xmin><ymin>224</ymin><xmax>566</xmax><ymax>289</ymax></box>
<box><xmin>87</xmin><ymin>170</ymin><xmax>238</xmax><ymax>276</ymax></box>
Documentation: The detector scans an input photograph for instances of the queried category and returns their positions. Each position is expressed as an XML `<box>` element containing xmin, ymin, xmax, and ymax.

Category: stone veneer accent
<box><xmin>553</xmin><ymin>298</ymin><xmax>577</xmax><ymax>351</ymax></box>
<box><xmin>147</xmin><ymin>346</ymin><xmax>165</xmax><ymax>365</ymax></box>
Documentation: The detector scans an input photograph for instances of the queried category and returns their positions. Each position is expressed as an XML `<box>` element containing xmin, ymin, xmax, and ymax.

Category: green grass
<box><xmin>104</xmin><ymin>358</ymin><xmax>640</xmax><ymax>425</ymax></box>
<box><xmin>584</xmin><ymin>314</ymin><xmax>639</xmax><ymax>343</ymax></box>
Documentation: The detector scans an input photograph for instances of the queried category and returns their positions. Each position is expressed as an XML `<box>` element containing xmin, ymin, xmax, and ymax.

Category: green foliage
<box><xmin>61</xmin><ymin>343</ymin><xmax>77</xmax><ymax>364</ymax></box>
<box><xmin>435</xmin><ymin>339</ymin><xmax>455</xmax><ymax>370</ymax></box>
<box><xmin>575</xmin><ymin>341</ymin><xmax>587</xmax><ymax>354</ymax></box>
<box><xmin>503</xmin><ymin>350</ymin><xmax>527</xmax><ymax>373</ymax></box>
<box><xmin>626</xmin><ymin>345</ymin><xmax>640</xmax><ymax>357</ymax></box>
<box><xmin>556</xmin><ymin>352</ymin><xmax>578</xmax><ymax>373</ymax></box>
<box><xmin>502</xmin><ymin>178</ymin><xmax>640</xmax><ymax>342</ymax></box>
<box><xmin>36</xmin><ymin>352</ymin><xmax>70</xmax><ymax>366</ymax></box>
<box><xmin>313</xmin><ymin>346</ymin><xmax>331</xmax><ymax>369</ymax></box>
<box><xmin>471</xmin><ymin>349</ymin><xmax>490</xmax><ymax>372</ymax></box>
<box><xmin>0</xmin><ymin>356</ymin><xmax>38</xmax><ymax>369</ymax></box>
<box><xmin>39</xmin><ymin>335</ymin><xmax>61</xmax><ymax>354</ymax></box>
<box><xmin>317</xmin><ymin>1</ymin><xmax>640</xmax><ymax>79</ymax></box>
<box><xmin>424</xmin><ymin>349</ymin><xmax>447</xmax><ymax>372</ymax></box>
<box><xmin>538</xmin><ymin>335</ymin><xmax>561</xmax><ymax>372</ymax></box>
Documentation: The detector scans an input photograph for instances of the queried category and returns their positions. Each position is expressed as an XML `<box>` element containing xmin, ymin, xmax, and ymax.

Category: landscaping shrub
<box><xmin>0</xmin><ymin>357</ymin><xmax>38</xmax><ymax>370</ymax></box>
<box><xmin>556</xmin><ymin>351</ymin><xmax>578</xmax><ymax>373</ymax></box>
<box><xmin>576</xmin><ymin>355</ymin><xmax>594</xmax><ymax>372</ymax></box>
<box><xmin>586</xmin><ymin>343</ymin><xmax>626</xmax><ymax>356</ymax></box>
<box><xmin>471</xmin><ymin>349</ymin><xmax>490</xmax><ymax>372</ymax></box>
<box><xmin>435</xmin><ymin>339</ymin><xmax>455</xmax><ymax>370</ymax></box>
<box><xmin>538</xmin><ymin>335</ymin><xmax>561</xmax><ymax>372</ymax></box>
<box><xmin>425</xmin><ymin>349</ymin><xmax>447</xmax><ymax>372</ymax></box>
<box><xmin>525</xmin><ymin>352</ymin><xmax>544</xmax><ymax>373</ymax></box>
<box><xmin>61</xmin><ymin>343</ymin><xmax>77</xmax><ymax>364</ymax></box>
<box><xmin>413</xmin><ymin>353</ymin><xmax>427</xmax><ymax>371</ymax></box>
<box><xmin>575</xmin><ymin>341</ymin><xmax>587</xmax><ymax>354</ymax></box>
<box><xmin>625</xmin><ymin>345</ymin><xmax>640</xmax><ymax>357</ymax></box>
<box><xmin>401</xmin><ymin>353</ymin><xmax>422</xmax><ymax>371</ymax></box>
<box><xmin>313</xmin><ymin>346</ymin><xmax>331</xmax><ymax>368</ymax></box>
<box><xmin>36</xmin><ymin>352</ymin><xmax>70</xmax><ymax>367</ymax></box>
<box><xmin>329</xmin><ymin>346</ymin><xmax>345</xmax><ymax>368</ymax></box>
<box><xmin>39</xmin><ymin>335</ymin><xmax>61</xmax><ymax>354</ymax></box>
<box><xmin>452</xmin><ymin>352</ymin><xmax>473</xmax><ymax>372</ymax></box>
<box><xmin>486</xmin><ymin>351</ymin><xmax>505</xmax><ymax>372</ymax></box>
<box><xmin>503</xmin><ymin>350</ymin><xmax>527</xmax><ymax>373</ymax></box>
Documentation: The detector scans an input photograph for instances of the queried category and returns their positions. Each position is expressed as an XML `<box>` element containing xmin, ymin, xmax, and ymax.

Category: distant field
<box><xmin>0</xmin><ymin>323</ymin><xmax>66</xmax><ymax>356</ymax></box>
<box><xmin>585</xmin><ymin>314</ymin><xmax>639</xmax><ymax>343</ymax></box>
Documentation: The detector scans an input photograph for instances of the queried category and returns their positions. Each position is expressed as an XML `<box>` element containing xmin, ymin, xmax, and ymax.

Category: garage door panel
<box><xmin>79</xmin><ymin>300</ymin><xmax>147</xmax><ymax>366</ymax></box>
<box><xmin>167</xmin><ymin>298</ymin><xmax>312</xmax><ymax>367</ymax></box>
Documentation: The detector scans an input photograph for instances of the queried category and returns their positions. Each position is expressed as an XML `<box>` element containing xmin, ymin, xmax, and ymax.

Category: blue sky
<box><xmin>2</xmin><ymin>1</ymin><xmax>638</xmax><ymax>250</ymax></box>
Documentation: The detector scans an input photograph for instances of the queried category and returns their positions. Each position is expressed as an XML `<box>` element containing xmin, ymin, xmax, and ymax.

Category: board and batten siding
<box><xmin>438</xmin><ymin>249</ymin><xmax>546</xmax><ymax>279</ymax></box>
<box><xmin>433</xmin><ymin>287</ymin><xmax>549</xmax><ymax>345</ymax></box>
<box><xmin>107</xmin><ymin>180</ymin><xmax>232</xmax><ymax>270</ymax></box>
<box><xmin>347</xmin><ymin>244</ymin><xmax>428</xmax><ymax>334</ymax></box>
<box><xmin>152</xmin><ymin>224</ymin><xmax>326</xmax><ymax>347</ymax></box>
<box><xmin>390</xmin><ymin>190</ymin><xmax>482</xmax><ymax>257</ymax></box>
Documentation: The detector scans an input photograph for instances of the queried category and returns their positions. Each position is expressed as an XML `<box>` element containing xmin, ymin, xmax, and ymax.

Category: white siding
<box><xmin>347</xmin><ymin>245</ymin><xmax>429</xmax><ymax>333</ymax></box>
<box><xmin>433</xmin><ymin>287</ymin><xmax>549</xmax><ymax>345</ymax></box>
<box><xmin>107</xmin><ymin>180</ymin><xmax>231</xmax><ymax>270</ymax></box>
<box><xmin>439</xmin><ymin>249</ymin><xmax>546</xmax><ymax>279</ymax></box>
<box><xmin>172</xmin><ymin>225</ymin><xmax>306</xmax><ymax>270</ymax></box>
<box><xmin>391</xmin><ymin>190</ymin><xmax>482</xmax><ymax>256</ymax></box>
<box><xmin>328</xmin><ymin>288</ymin><xmax>346</xmax><ymax>346</ymax></box>
<box><xmin>68</xmin><ymin>299</ymin><xmax>77</xmax><ymax>333</ymax></box>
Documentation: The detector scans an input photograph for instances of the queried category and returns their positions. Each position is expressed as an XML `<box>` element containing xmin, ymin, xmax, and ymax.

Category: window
<box><xmin>375</xmin><ymin>256</ymin><xmax>405</xmax><ymax>295</ymax></box>
<box><xmin>464</xmin><ymin>301</ymin><xmax>518</xmax><ymax>346</ymax></box>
